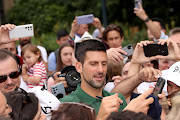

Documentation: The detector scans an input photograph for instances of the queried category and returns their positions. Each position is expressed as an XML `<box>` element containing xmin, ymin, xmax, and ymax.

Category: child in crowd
<box><xmin>21</xmin><ymin>43</ymin><xmax>47</xmax><ymax>89</ymax></box>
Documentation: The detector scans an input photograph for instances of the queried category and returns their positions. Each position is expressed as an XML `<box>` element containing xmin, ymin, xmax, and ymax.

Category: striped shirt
<box><xmin>27</xmin><ymin>61</ymin><xmax>47</xmax><ymax>88</ymax></box>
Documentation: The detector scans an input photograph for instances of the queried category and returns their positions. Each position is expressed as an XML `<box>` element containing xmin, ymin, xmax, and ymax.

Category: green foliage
<box><xmin>5</xmin><ymin>0</ymin><xmax>180</xmax><ymax>52</ymax></box>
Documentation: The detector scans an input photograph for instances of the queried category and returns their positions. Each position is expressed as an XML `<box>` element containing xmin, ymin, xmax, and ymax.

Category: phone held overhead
<box><xmin>134</xmin><ymin>0</ymin><xmax>142</xmax><ymax>9</ymax></box>
<box><xmin>76</xmin><ymin>14</ymin><xmax>94</xmax><ymax>25</ymax></box>
<box><xmin>9</xmin><ymin>24</ymin><xmax>34</xmax><ymax>39</ymax></box>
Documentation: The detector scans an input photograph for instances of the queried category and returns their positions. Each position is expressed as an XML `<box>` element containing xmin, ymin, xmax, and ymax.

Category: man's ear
<box><xmin>76</xmin><ymin>61</ymin><xmax>82</xmax><ymax>74</ymax></box>
<box><xmin>122</xmin><ymin>36</ymin><xmax>124</xmax><ymax>42</ymax></box>
<box><xmin>56</xmin><ymin>39</ymin><xmax>61</xmax><ymax>46</ymax></box>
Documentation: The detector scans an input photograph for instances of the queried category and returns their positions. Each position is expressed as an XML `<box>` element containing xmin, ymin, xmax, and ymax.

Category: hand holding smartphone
<box><xmin>9</xmin><ymin>24</ymin><xmax>34</xmax><ymax>39</ymax></box>
<box><xmin>121</xmin><ymin>44</ymin><xmax>134</xmax><ymax>58</ymax></box>
<box><xmin>143</xmin><ymin>43</ymin><xmax>168</xmax><ymax>57</ymax></box>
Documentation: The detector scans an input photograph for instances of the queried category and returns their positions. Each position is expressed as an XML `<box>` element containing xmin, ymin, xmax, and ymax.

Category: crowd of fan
<box><xmin>1</xmin><ymin>2</ymin><xmax>180</xmax><ymax>120</ymax></box>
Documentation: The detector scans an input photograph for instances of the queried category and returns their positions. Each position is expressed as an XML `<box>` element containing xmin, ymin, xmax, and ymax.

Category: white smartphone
<box><xmin>9</xmin><ymin>24</ymin><xmax>34</xmax><ymax>39</ymax></box>
<box><xmin>135</xmin><ymin>0</ymin><xmax>142</xmax><ymax>9</ymax></box>
<box><xmin>51</xmin><ymin>82</ymin><xmax>66</xmax><ymax>99</ymax></box>
<box><xmin>77</xmin><ymin>14</ymin><xmax>94</xmax><ymax>25</ymax></box>
<box><xmin>122</xmin><ymin>44</ymin><xmax>134</xmax><ymax>58</ymax></box>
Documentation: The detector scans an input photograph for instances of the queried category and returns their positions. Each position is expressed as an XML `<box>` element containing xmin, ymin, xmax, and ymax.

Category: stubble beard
<box><xmin>82</xmin><ymin>73</ymin><xmax>105</xmax><ymax>89</ymax></box>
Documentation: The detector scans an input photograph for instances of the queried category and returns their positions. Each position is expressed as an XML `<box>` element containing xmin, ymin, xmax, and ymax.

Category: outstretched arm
<box><xmin>134</xmin><ymin>3</ymin><xmax>161</xmax><ymax>40</ymax></box>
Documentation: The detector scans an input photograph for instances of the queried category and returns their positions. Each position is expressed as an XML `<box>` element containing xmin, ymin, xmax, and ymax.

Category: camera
<box><xmin>58</xmin><ymin>66</ymin><xmax>81</xmax><ymax>93</ymax></box>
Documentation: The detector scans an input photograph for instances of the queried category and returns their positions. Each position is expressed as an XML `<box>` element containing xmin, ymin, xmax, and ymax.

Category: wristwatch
<box><xmin>144</xmin><ymin>17</ymin><xmax>150</xmax><ymax>22</ymax></box>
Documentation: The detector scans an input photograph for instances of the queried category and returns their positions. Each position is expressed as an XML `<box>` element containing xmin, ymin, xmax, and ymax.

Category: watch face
<box><xmin>145</xmin><ymin>17</ymin><xmax>150</xmax><ymax>22</ymax></box>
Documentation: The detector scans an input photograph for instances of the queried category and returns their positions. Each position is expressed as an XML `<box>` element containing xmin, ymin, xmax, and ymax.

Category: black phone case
<box><xmin>153</xmin><ymin>77</ymin><xmax>165</xmax><ymax>98</ymax></box>
<box><xmin>143</xmin><ymin>43</ymin><xmax>168</xmax><ymax>57</ymax></box>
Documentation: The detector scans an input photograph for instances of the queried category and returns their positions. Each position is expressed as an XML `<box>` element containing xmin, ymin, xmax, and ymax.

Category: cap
<box><xmin>167</xmin><ymin>61</ymin><xmax>180</xmax><ymax>87</ymax></box>
<box><xmin>15</xmin><ymin>55</ymin><xmax>24</xmax><ymax>66</ymax></box>
<box><xmin>28</xmin><ymin>86</ymin><xmax>60</xmax><ymax>120</ymax></box>
<box><xmin>76</xmin><ymin>31</ymin><xmax>101</xmax><ymax>43</ymax></box>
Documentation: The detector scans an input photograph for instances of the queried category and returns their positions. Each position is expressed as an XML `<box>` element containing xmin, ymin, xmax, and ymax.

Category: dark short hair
<box><xmin>151</xmin><ymin>18</ymin><xmax>166</xmax><ymax>30</ymax></box>
<box><xmin>169</xmin><ymin>28</ymin><xmax>180</xmax><ymax>36</ymax></box>
<box><xmin>5</xmin><ymin>90</ymin><xmax>39</xmax><ymax>120</ymax></box>
<box><xmin>56</xmin><ymin>29</ymin><xmax>69</xmax><ymax>40</ymax></box>
<box><xmin>107</xmin><ymin>110</ymin><xmax>153</xmax><ymax>120</ymax></box>
<box><xmin>75</xmin><ymin>40</ymin><xmax>106</xmax><ymax>64</ymax></box>
<box><xmin>0</xmin><ymin>49</ymin><xmax>19</xmax><ymax>66</ymax></box>
<box><xmin>102</xmin><ymin>24</ymin><xmax>124</xmax><ymax>41</ymax></box>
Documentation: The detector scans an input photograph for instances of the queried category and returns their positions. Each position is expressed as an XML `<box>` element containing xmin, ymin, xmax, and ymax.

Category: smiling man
<box><xmin>59</xmin><ymin>39</ymin><xmax>157</xmax><ymax>120</ymax></box>
<box><xmin>60</xmin><ymin>40</ymin><xmax>127</xmax><ymax>114</ymax></box>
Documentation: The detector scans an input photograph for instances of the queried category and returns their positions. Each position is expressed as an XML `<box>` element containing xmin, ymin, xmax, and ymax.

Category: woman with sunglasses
<box><xmin>4</xmin><ymin>88</ymin><xmax>46</xmax><ymax>120</ymax></box>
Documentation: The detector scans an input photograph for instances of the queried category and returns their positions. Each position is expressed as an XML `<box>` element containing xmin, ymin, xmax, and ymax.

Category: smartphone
<box><xmin>152</xmin><ymin>77</ymin><xmax>166</xmax><ymax>98</ymax></box>
<box><xmin>9</xmin><ymin>24</ymin><xmax>34</xmax><ymax>39</ymax></box>
<box><xmin>143</xmin><ymin>43</ymin><xmax>168</xmax><ymax>57</ymax></box>
<box><xmin>135</xmin><ymin>0</ymin><xmax>142</xmax><ymax>9</ymax></box>
<box><xmin>122</xmin><ymin>44</ymin><xmax>134</xmax><ymax>58</ymax></box>
<box><xmin>77</xmin><ymin>14</ymin><xmax>94</xmax><ymax>25</ymax></box>
<box><xmin>51</xmin><ymin>82</ymin><xmax>66</xmax><ymax>99</ymax></box>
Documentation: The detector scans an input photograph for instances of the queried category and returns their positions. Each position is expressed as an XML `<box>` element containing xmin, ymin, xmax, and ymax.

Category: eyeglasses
<box><xmin>61</xmin><ymin>102</ymin><xmax>95</xmax><ymax>114</ymax></box>
<box><xmin>0</xmin><ymin>71</ymin><xmax>20</xmax><ymax>83</ymax></box>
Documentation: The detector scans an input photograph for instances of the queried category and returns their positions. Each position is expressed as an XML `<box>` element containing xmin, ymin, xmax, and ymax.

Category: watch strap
<box><xmin>144</xmin><ymin>17</ymin><xmax>150</xmax><ymax>22</ymax></box>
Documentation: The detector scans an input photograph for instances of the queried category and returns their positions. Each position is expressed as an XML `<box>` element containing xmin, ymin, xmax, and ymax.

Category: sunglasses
<box><xmin>0</xmin><ymin>71</ymin><xmax>20</xmax><ymax>83</ymax></box>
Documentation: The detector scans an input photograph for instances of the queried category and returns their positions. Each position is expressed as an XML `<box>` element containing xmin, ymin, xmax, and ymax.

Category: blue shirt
<box><xmin>48</xmin><ymin>52</ymin><xmax>56</xmax><ymax>71</ymax></box>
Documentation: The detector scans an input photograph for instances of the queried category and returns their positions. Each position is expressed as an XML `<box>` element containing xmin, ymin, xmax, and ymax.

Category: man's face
<box><xmin>106</xmin><ymin>30</ymin><xmax>123</xmax><ymax>48</ymax></box>
<box><xmin>77</xmin><ymin>51</ymin><xmax>107</xmax><ymax>89</ymax></box>
<box><xmin>61</xmin><ymin>46</ymin><xmax>74</xmax><ymax>67</ymax></box>
<box><xmin>0</xmin><ymin>92</ymin><xmax>12</xmax><ymax>118</ymax></box>
<box><xmin>158</xmin><ymin>59</ymin><xmax>174</xmax><ymax>70</ymax></box>
<box><xmin>57</xmin><ymin>35</ymin><xmax>69</xmax><ymax>46</ymax></box>
<box><xmin>0</xmin><ymin>42</ymin><xmax>16</xmax><ymax>55</ymax></box>
<box><xmin>170</xmin><ymin>33</ymin><xmax>180</xmax><ymax>48</ymax></box>
<box><xmin>0</xmin><ymin>57</ymin><xmax>20</xmax><ymax>93</ymax></box>
<box><xmin>147</xmin><ymin>21</ymin><xmax>162</xmax><ymax>40</ymax></box>
<box><xmin>19</xmin><ymin>37</ymin><xmax>31</xmax><ymax>47</ymax></box>
<box><xmin>167</xmin><ymin>81</ymin><xmax>180</xmax><ymax>95</ymax></box>
<box><xmin>77</xmin><ymin>24</ymin><xmax>89</xmax><ymax>36</ymax></box>
<box><xmin>122</xmin><ymin>62</ymin><xmax>131</xmax><ymax>80</ymax></box>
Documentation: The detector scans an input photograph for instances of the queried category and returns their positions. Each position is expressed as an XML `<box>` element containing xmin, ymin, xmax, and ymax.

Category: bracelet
<box><xmin>69</xmin><ymin>35</ymin><xmax>75</xmax><ymax>41</ymax></box>
<box><xmin>144</xmin><ymin>17</ymin><xmax>150</xmax><ymax>22</ymax></box>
